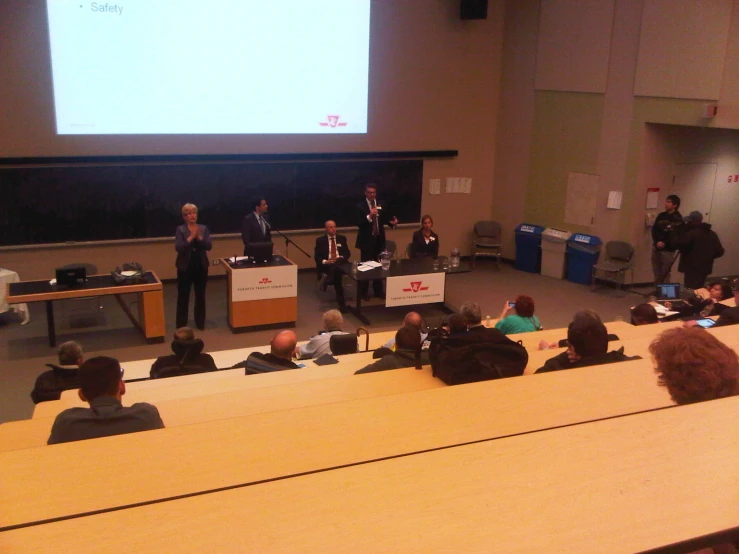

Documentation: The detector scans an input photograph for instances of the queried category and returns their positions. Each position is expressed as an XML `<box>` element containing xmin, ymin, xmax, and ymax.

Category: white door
<box><xmin>671</xmin><ymin>163</ymin><xmax>717</xmax><ymax>221</ymax></box>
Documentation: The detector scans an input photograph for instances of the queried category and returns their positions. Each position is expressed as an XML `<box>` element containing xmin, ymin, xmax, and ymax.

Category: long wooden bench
<box><xmin>5</xmin><ymin>396</ymin><xmax>734</xmax><ymax>552</ymax></box>
<box><xmin>0</xmin><ymin>367</ymin><xmax>445</xmax><ymax>452</ymax></box>
<box><xmin>0</xmin><ymin>358</ymin><xmax>673</xmax><ymax>530</ymax></box>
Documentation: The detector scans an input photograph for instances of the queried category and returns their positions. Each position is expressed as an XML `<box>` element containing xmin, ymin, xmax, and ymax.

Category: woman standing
<box><xmin>175</xmin><ymin>203</ymin><xmax>212</xmax><ymax>330</ymax></box>
<box><xmin>411</xmin><ymin>214</ymin><xmax>440</xmax><ymax>258</ymax></box>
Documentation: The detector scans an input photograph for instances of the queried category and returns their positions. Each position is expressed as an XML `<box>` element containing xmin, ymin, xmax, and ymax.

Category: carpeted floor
<box><xmin>0</xmin><ymin>260</ymin><xmax>647</xmax><ymax>423</ymax></box>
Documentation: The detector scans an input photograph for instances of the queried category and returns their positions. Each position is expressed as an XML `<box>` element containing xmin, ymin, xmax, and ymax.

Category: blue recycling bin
<box><xmin>514</xmin><ymin>223</ymin><xmax>545</xmax><ymax>273</ymax></box>
<box><xmin>566</xmin><ymin>233</ymin><xmax>602</xmax><ymax>285</ymax></box>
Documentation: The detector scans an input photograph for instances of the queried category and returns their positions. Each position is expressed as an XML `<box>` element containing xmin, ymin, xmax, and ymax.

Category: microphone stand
<box><xmin>266</xmin><ymin>222</ymin><xmax>311</xmax><ymax>260</ymax></box>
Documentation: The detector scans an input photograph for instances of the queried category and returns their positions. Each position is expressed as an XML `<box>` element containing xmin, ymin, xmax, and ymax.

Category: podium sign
<box><xmin>386</xmin><ymin>272</ymin><xmax>446</xmax><ymax>307</ymax></box>
<box><xmin>230</xmin><ymin>264</ymin><xmax>297</xmax><ymax>302</ymax></box>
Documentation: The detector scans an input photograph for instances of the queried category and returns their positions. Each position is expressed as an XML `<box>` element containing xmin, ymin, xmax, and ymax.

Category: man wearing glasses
<box><xmin>47</xmin><ymin>357</ymin><xmax>164</xmax><ymax>445</ymax></box>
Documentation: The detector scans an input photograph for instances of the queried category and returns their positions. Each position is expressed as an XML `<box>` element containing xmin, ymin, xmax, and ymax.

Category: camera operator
<box><xmin>675</xmin><ymin>211</ymin><xmax>724</xmax><ymax>290</ymax></box>
<box><xmin>651</xmin><ymin>194</ymin><xmax>682</xmax><ymax>285</ymax></box>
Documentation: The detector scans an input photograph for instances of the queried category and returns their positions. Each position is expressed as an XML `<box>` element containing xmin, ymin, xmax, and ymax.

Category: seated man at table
<box><xmin>315</xmin><ymin>220</ymin><xmax>351</xmax><ymax>313</ymax></box>
<box><xmin>536</xmin><ymin>315</ymin><xmax>640</xmax><ymax>374</ymax></box>
<box><xmin>150</xmin><ymin>327</ymin><xmax>218</xmax><ymax>379</ymax></box>
<box><xmin>356</xmin><ymin>325</ymin><xmax>428</xmax><ymax>374</ymax></box>
<box><xmin>297</xmin><ymin>310</ymin><xmax>354</xmax><ymax>359</ymax></box>
<box><xmin>461</xmin><ymin>301</ymin><xmax>508</xmax><ymax>341</ymax></box>
<box><xmin>47</xmin><ymin>356</ymin><xmax>164</xmax><ymax>445</ymax></box>
<box><xmin>241</xmin><ymin>330</ymin><xmax>301</xmax><ymax>374</ymax></box>
<box><xmin>31</xmin><ymin>341</ymin><xmax>84</xmax><ymax>404</ymax></box>
<box><xmin>649</xmin><ymin>327</ymin><xmax>739</xmax><ymax>405</ymax></box>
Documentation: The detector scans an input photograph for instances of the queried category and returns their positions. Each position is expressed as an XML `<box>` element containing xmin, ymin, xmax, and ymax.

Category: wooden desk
<box><xmin>5</xmin><ymin>271</ymin><xmax>165</xmax><ymax>347</ymax></box>
<box><xmin>0</xmin><ymin>367</ymin><xmax>444</xmax><ymax>452</ymax></box>
<box><xmin>0</xmin><ymin>359</ymin><xmax>673</xmax><ymax>530</ymax></box>
<box><xmin>5</xmin><ymin>396</ymin><xmax>734</xmax><ymax>552</ymax></box>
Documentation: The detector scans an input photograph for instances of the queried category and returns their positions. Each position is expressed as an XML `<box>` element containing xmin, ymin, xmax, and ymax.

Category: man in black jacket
<box><xmin>31</xmin><ymin>341</ymin><xmax>84</xmax><ymax>404</ymax></box>
<box><xmin>676</xmin><ymin>211</ymin><xmax>724</xmax><ymax>290</ymax></box>
<box><xmin>355</xmin><ymin>325</ymin><xmax>427</xmax><ymax>374</ymax></box>
<box><xmin>315</xmin><ymin>220</ymin><xmax>351</xmax><ymax>313</ymax></box>
<box><xmin>651</xmin><ymin>194</ymin><xmax>682</xmax><ymax>285</ymax></box>
<box><xmin>685</xmin><ymin>278</ymin><xmax>739</xmax><ymax>328</ymax></box>
<box><xmin>355</xmin><ymin>183</ymin><xmax>398</xmax><ymax>300</ymax></box>
<box><xmin>240</xmin><ymin>330</ymin><xmax>300</xmax><ymax>374</ymax></box>
<box><xmin>150</xmin><ymin>327</ymin><xmax>218</xmax><ymax>379</ymax></box>
<box><xmin>241</xmin><ymin>196</ymin><xmax>271</xmax><ymax>255</ymax></box>
<box><xmin>536</xmin><ymin>316</ymin><xmax>640</xmax><ymax>373</ymax></box>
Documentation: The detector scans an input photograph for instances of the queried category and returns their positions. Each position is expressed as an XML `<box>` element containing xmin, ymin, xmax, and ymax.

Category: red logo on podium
<box><xmin>319</xmin><ymin>115</ymin><xmax>347</xmax><ymax>128</ymax></box>
<box><xmin>258</xmin><ymin>277</ymin><xmax>272</xmax><ymax>284</ymax></box>
<box><xmin>402</xmin><ymin>281</ymin><xmax>429</xmax><ymax>293</ymax></box>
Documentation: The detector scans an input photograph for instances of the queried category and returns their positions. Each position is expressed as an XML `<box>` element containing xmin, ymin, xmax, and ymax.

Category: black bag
<box><xmin>429</xmin><ymin>330</ymin><xmax>528</xmax><ymax>385</ymax></box>
<box><xmin>111</xmin><ymin>262</ymin><xmax>147</xmax><ymax>285</ymax></box>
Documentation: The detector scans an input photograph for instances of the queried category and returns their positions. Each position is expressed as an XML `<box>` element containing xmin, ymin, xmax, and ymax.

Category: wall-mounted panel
<box><xmin>535</xmin><ymin>0</ymin><xmax>615</xmax><ymax>93</ymax></box>
<box><xmin>634</xmin><ymin>0</ymin><xmax>732</xmax><ymax>100</ymax></box>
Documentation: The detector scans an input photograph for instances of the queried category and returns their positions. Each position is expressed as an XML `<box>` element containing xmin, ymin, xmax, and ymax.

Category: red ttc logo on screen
<box><xmin>402</xmin><ymin>281</ymin><xmax>429</xmax><ymax>293</ymax></box>
<box><xmin>319</xmin><ymin>115</ymin><xmax>348</xmax><ymax>128</ymax></box>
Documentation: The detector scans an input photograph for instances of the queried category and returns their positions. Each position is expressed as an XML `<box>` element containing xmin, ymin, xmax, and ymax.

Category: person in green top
<box><xmin>495</xmin><ymin>295</ymin><xmax>541</xmax><ymax>335</ymax></box>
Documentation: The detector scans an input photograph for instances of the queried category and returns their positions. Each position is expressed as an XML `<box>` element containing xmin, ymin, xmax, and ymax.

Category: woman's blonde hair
<box><xmin>181</xmin><ymin>203</ymin><xmax>198</xmax><ymax>216</ymax></box>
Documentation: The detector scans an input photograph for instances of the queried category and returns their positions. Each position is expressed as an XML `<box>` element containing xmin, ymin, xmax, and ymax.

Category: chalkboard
<box><xmin>0</xmin><ymin>159</ymin><xmax>423</xmax><ymax>246</ymax></box>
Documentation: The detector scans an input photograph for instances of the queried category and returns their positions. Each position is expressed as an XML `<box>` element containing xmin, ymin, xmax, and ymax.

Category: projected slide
<box><xmin>46</xmin><ymin>1</ymin><xmax>370</xmax><ymax>134</ymax></box>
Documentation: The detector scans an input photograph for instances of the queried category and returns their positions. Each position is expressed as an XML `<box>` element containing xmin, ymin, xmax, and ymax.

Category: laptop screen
<box><xmin>657</xmin><ymin>283</ymin><xmax>680</xmax><ymax>299</ymax></box>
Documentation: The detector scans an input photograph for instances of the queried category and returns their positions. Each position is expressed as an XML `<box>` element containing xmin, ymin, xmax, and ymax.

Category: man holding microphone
<box><xmin>355</xmin><ymin>183</ymin><xmax>398</xmax><ymax>301</ymax></box>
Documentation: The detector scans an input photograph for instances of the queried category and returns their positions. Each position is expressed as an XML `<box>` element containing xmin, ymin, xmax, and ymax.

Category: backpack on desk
<box><xmin>429</xmin><ymin>331</ymin><xmax>528</xmax><ymax>385</ymax></box>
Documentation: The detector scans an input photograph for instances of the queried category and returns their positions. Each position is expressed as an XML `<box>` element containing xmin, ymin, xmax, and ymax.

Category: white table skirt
<box><xmin>0</xmin><ymin>269</ymin><xmax>30</xmax><ymax>324</ymax></box>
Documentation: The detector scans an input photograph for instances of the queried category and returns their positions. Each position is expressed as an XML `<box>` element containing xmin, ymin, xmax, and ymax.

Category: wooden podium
<box><xmin>222</xmin><ymin>255</ymin><xmax>298</xmax><ymax>331</ymax></box>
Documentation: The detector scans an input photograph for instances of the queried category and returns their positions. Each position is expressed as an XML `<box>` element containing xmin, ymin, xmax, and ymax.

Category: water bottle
<box><xmin>450</xmin><ymin>247</ymin><xmax>460</xmax><ymax>268</ymax></box>
<box><xmin>485</xmin><ymin>315</ymin><xmax>491</xmax><ymax>328</ymax></box>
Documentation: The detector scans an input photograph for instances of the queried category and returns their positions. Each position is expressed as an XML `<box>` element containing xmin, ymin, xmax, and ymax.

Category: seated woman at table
<box><xmin>667</xmin><ymin>278</ymin><xmax>732</xmax><ymax>319</ymax></box>
<box><xmin>495</xmin><ymin>295</ymin><xmax>541</xmax><ymax>335</ymax></box>
<box><xmin>175</xmin><ymin>203</ymin><xmax>212</xmax><ymax>330</ymax></box>
<box><xmin>411</xmin><ymin>214</ymin><xmax>439</xmax><ymax>258</ymax></box>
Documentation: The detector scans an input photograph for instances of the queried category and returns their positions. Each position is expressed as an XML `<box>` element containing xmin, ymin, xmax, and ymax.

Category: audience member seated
<box><xmin>236</xmin><ymin>330</ymin><xmax>300</xmax><ymax>374</ymax></box>
<box><xmin>382</xmin><ymin>311</ymin><xmax>428</xmax><ymax>350</ymax></box>
<box><xmin>446</xmin><ymin>313</ymin><xmax>468</xmax><ymax>336</ymax></box>
<box><xmin>684</xmin><ymin>277</ymin><xmax>739</xmax><ymax>328</ymax></box>
<box><xmin>495</xmin><ymin>295</ymin><xmax>541</xmax><ymax>335</ymax></box>
<box><xmin>631</xmin><ymin>303</ymin><xmax>659</xmax><ymax>325</ymax></box>
<box><xmin>536</xmin><ymin>316</ymin><xmax>640</xmax><ymax>374</ymax></box>
<box><xmin>356</xmin><ymin>325</ymin><xmax>428</xmax><ymax>374</ymax></box>
<box><xmin>150</xmin><ymin>327</ymin><xmax>218</xmax><ymax>379</ymax></box>
<box><xmin>650</xmin><ymin>327</ymin><xmax>739</xmax><ymax>404</ymax></box>
<box><xmin>297</xmin><ymin>310</ymin><xmax>354</xmax><ymax>359</ymax></box>
<box><xmin>31</xmin><ymin>341</ymin><xmax>84</xmax><ymax>404</ymax></box>
<box><xmin>47</xmin><ymin>356</ymin><xmax>164</xmax><ymax>445</ymax></box>
<box><xmin>462</xmin><ymin>301</ymin><xmax>508</xmax><ymax>341</ymax></box>
<box><xmin>538</xmin><ymin>309</ymin><xmax>620</xmax><ymax>350</ymax></box>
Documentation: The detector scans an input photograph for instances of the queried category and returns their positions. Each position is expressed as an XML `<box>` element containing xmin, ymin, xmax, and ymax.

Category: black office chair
<box><xmin>330</xmin><ymin>333</ymin><xmax>359</xmax><ymax>356</ymax></box>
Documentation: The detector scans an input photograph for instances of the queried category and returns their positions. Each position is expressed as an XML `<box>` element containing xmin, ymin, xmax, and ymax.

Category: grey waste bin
<box><xmin>540</xmin><ymin>228</ymin><xmax>572</xmax><ymax>279</ymax></box>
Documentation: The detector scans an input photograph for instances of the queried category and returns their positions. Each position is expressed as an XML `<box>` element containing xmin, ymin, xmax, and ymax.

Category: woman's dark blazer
<box><xmin>175</xmin><ymin>224</ymin><xmax>213</xmax><ymax>271</ymax></box>
<box><xmin>411</xmin><ymin>229</ymin><xmax>439</xmax><ymax>258</ymax></box>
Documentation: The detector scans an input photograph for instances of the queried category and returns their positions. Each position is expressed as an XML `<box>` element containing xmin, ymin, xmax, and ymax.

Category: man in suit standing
<box><xmin>315</xmin><ymin>220</ymin><xmax>351</xmax><ymax>313</ymax></box>
<box><xmin>241</xmin><ymin>196</ymin><xmax>271</xmax><ymax>255</ymax></box>
<box><xmin>356</xmin><ymin>183</ymin><xmax>398</xmax><ymax>300</ymax></box>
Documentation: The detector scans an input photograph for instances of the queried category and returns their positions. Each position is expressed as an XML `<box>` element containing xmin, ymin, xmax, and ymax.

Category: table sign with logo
<box><xmin>222</xmin><ymin>255</ymin><xmax>298</xmax><ymax>330</ymax></box>
<box><xmin>385</xmin><ymin>272</ymin><xmax>446</xmax><ymax>307</ymax></box>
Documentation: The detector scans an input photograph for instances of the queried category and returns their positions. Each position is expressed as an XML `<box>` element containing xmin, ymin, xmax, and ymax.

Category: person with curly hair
<box><xmin>649</xmin><ymin>327</ymin><xmax>739</xmax><ymax>405</ymax></box>
<box><xmin>495</xmin><ymin>295</ymin><xmax>541</xmax><ymax>335</ymax></box>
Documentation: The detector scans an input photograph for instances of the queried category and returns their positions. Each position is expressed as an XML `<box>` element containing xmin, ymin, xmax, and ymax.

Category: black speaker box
<box><xmin>460</xmin><ymin>0</ymin><xmax>488</xmax><ymax>20</ymax></box>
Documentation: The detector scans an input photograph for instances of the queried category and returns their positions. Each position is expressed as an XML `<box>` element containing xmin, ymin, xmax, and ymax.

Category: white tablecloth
<box><xmin>0</xmin><ymin>269</ymin><xmax>30</xmax><ymax>324</ymax></box>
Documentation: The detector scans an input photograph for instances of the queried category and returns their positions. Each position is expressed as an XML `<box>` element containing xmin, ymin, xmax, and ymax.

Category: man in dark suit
<box><xmin>315</xmin><ymin>220</ymin><xmax>351</xmax><ymax>313</ymax></box>
<box><xmin>356</xmin><ymin>183</ymin><xmax>398</xmax><ymax>300</ymax></box>
<box><xmin>241</xmin><ymin>196</ymin><xmax>271</xmax><ymax>255</ymax></box>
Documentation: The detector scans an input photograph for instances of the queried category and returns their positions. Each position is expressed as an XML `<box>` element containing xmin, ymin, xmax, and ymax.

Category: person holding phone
<box><xmin>495</xmin><ymin>295</ymin><xmax>541</xmax><ymax>335</ymax></box>
<box><xmin>175</xmin><ymin>203</ymin><xmax>212</xmax><ymax>330</ymax></box>
<box><xmin>684</xmin><ymin>277</ymin><xmax>739</xmax><ymax>329</ymax></box>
